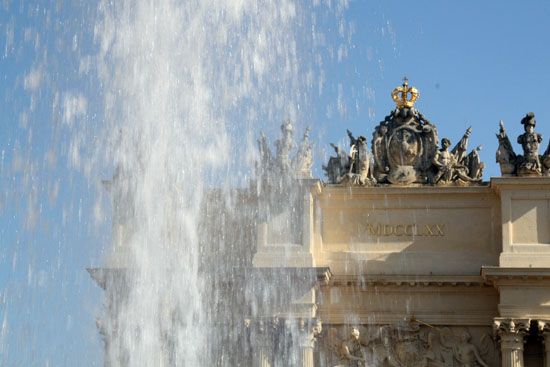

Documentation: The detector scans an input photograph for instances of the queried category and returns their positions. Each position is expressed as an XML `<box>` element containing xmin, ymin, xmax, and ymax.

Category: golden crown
<box><xmin>391</xmin><ymin>77</ymin><xmax>419</xmax><ymax>108</ymax></box>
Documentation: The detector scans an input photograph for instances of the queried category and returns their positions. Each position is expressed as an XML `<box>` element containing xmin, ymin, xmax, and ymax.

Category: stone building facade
<box><xmin>248</xmin><ymin>80</ymin><xmax>550</xmax><ymax>367</ymax></box>
<box><xmin>91</xmin><ymin>81</ymin><xmax>550</xmax><ymax>367</ymax></box>
<box><xmin>251</xmin><ymin>177</ymin><xmax>550</xmax><ymax>367</ymax></box>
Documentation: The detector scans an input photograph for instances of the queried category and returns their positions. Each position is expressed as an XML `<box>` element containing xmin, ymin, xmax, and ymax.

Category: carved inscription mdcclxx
<box><xmin>362</xmin><ymin>223</ymin><xmax>445</xmax><ymax>237</ymax></box>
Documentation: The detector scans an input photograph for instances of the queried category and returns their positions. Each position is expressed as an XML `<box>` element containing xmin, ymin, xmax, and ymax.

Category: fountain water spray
<box><xmin>91</xmin><ymin>1</ymin><xmax>344</xmax><ymax>365</ymax></box>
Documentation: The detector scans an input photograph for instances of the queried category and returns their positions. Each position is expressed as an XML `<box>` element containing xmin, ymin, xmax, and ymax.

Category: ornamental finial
<box><xmin>391</xmin><ymin>76</ymin><xmax>419</xmax><ymax>108</ymax></box>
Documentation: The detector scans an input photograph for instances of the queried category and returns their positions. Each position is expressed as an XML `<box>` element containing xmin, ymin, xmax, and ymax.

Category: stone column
<box><xmin>249</xmin><ymin>320</ymin><xmax>273</xmax><ymax>367</ymax></box>
<box><xmin>538</xmin><ymin>321</ymin><xmax>550</xmax><ymax>367</ymax></box>
<box><xmin>296</xmin><ymin>319</ymin><xmax>322</xmax><ymax>367</ymax></box>
<box><xmin>494</xmin><ymin>318</ymin><xmax>530</xmax><ymax>367</ymax></box>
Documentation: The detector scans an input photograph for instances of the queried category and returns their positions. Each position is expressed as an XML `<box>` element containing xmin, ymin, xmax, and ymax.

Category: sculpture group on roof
<box><xmin>324</xmin><ymin>78</ymin><xmax>484</xmax><ymax>186</ymax></box>
<box><xmin>256</xmin><ymin>79</ymin><xmax>550</xmax><ymax>187</ymax></box>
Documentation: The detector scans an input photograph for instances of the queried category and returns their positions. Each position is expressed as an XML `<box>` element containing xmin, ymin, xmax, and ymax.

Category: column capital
<box><xmin>246</xmin><ymin>318</ymin><xmax>277</xmax><ymax>349</ymax></box>
<box><xmin>296</xmin><ymin>318</ymin><xmax>323</xmax><ymax>348</ymax></box>
<box><xmin>494</xmin><ymin>317</ymin><xmax>531</xmax><ymax>336</ymax></box>
<box><xmin>538</xmin><ymin>320</ymin><xmax>550</xmax><ymax>334</ymax></box>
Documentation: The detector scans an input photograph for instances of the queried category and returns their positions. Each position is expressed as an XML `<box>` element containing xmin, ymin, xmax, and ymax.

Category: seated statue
<box><xmin>432</xmin><ymin>137</ymin><xmax>482</xmax><ymax>185</ymax></box>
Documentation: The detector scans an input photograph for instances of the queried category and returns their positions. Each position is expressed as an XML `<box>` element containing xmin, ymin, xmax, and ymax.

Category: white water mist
<box><xmin>92</xmin><ymin>1</ymin><xmax>327</xmax><ymax>365</ymax></box>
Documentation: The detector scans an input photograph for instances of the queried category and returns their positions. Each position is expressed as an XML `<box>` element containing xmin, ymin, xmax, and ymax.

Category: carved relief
<box><xmin>318</xmin><ymin>322</ymin><xmax>498</xmax><ymax>367</ymax></box>
<box><xmin>324</xmin><ymin>79</ymin><xmax>485</xmax><ymax>186</ymax></box>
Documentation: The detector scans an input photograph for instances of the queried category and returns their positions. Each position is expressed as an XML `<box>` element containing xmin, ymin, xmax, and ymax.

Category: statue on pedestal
<box><xmin>495</xmin><ymin>112</ymin><xmax>550</xmax><ymax>176</ymax></box>
<box><xmin>517</xmin><ymin>112</ymin><xmax>543</xmax><ymax>175</ymax></box>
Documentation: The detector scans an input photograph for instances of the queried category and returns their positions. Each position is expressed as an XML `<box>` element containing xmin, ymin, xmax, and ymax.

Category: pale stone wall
<box><xmin>313</xmin><ymin>185</ymin><xmax>501</xmax><ymax>276</ymax></box>
<box><xmin>249</xmin><ymin>177</ymin><xmax>550</xmax><ymax>367</ymax></box>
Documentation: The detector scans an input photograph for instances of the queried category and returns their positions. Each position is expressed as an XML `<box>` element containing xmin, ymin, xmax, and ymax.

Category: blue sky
<box><xmin>2</xmin><ymin>1</ymin><xmax>550</xmax><ymax>365</ymax></box>
<box><xmin>314</xmin><ymin>1</ymin><xmax>550</xmax><ymax>180</ymax></box>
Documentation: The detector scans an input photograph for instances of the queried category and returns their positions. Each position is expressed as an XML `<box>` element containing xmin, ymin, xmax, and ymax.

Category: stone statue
<box><xmin>517</xmin><ymin>112</ymin><xmax>542</xmax><ymax>175</ymax></box>
<box><xmin>258</xmin><ymin>132</ymin><xmax>273</xmax><ymax>168</ymax></box>
<box><xmin>323</xmin><ymin>143</ymin><xmax>348</xmax><ymax>184</ymax></box>
<box><xmin>431</xmin><ymin>134</ymin><xmax>483</xmax><ymax>185</ymax></box>
<box><xmin>452</xmin><ymin>331</ymin><xmax>489</xmax><ymax>367</ymax></box>
<box><xmin>294</xmin><ymin>128</ymin><xmax>313</xmax><ymax>178</ymax></box>
<box><xmin>544</xmin><ymin>140</ymin><xmax>550</xmax><ymax>175</ymax></box>
<box><xmin>256</xmin><ymin>121</ymin><xmax>316</xmax><ymax>234</ymax></box>
<box><xmin>345</xmin><ymin>131</ymin><xmax>374</xmax><ymax>185</ymax></box>
<box><xmin>495</xmin><ymin>113</ymin><xmax>550</xmax><ymax>176</ymax></box>
<box><xmin>432</xmin><ymin>138</ymin><xmax>455</xmax><ymax>184</ymax></box>
<box><xmin>275</xmin><ymin>120</ymin><xmax>295</xmax><ymax>174</ymax></box>
<box><xmin>495</xmin><ymin>121</ymin><xmax>517</xmax><ymax>175</ymax></box>
<box><xmin>257</xmin><ymin>133</ymin><xmax>273</xmax><ymax>180</ymax></box>
<box><xmin>340</xmin><ymin>328</ymin><xmax>367</xmax><ymax>367</ymax></box>
<box><xmin>464</xmin><ymin>146</ymin><xmax>484</xmax><ymax>182</ymax></box>
<box><xmin>372</xmin><ymin>124</ymin><xmax>389</xmax><ymax>181</ymax></box>
<box><xmin>323</xmin><ymin>131</ymin><xmax>374</xmax><ymax>186</ymax></box>
<box><xmin>257</xmin><ymin>121</ymin><xmax>315</xmax><ymax>189</ymax></box>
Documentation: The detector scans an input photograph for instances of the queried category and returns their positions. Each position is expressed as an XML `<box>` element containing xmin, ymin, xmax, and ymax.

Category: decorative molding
<box><xmin>318</xmin><ymin>311</ymin><xmax>496</xmax><ymax>326</ymax></box>
<box><xmin>482</xmin><ymin>266</ymin><xmax>550</xmax><ymax>286</ymax></box>
<box><xmin>327</xmin><ymin>274</ymin><xmax>487</xmax><ymax>288</ymax></box>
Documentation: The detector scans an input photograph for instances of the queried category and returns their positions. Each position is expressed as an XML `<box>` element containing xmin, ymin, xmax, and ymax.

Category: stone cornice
<box><xmin>318</xmin><ymin>184</ymin><xmax>492</xmax><ymax>197</ymax></box>
<box><xmin>326</xmin><ymin>274</ymin><xmax>487</xmax><ymax>288</ymax></box>
<box><xmin>481</xmin><ymin>266</ymin><xmax>550</xmax><ymax>285</ymax></box>
<box><xmin>491</xmin><ymin>176</ymin><xmax>550</xmax><ymax>193</ymax></box>
<box><xmin>318</xmin><ymin>311</ymin><xmax>494</xmax><ymax>326</ymax></box>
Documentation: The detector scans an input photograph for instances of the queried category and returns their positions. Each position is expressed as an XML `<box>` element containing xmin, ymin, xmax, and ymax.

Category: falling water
<box><xmin>1</xmin><ymin>0</ymin><xmax>353</xmax><ymax>365</ymax></box>
<box><xmin>90</xmin><ymin>1</ymin><xmax>345</xmax><ymax>366</ymax></box>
